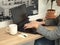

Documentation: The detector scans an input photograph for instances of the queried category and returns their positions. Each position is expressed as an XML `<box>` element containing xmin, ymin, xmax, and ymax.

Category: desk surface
<box><xmin>0</xmin><ymin>26</ymin><xmax>56</xmax><ymax>45</ymax></box>
<box><xmin>0</xmin><ymin>27</ymin><xmax>42</xmax><ymax>45</ymax></box>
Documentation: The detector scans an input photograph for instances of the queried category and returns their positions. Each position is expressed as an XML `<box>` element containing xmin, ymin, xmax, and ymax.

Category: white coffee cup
<box><xmin>8</xmin><ymin>24</ymin><xmax>18</xmax><ymax>35</ymax></box>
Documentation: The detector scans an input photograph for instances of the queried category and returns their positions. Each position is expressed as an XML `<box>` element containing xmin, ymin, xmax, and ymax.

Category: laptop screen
<box><xmin>10</xmin><ymin>4</ymin><xmax>29</xmax><ymax>24</ymax></box>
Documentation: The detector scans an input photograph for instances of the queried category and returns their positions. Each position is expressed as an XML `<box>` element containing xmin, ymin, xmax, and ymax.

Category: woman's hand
<box><xmin>24</xmin><ymin>21</ymin><xmax>41</xmax><ymax>29</ymax></box>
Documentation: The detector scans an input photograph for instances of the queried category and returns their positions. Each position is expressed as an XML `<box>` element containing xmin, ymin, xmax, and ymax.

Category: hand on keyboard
<box><xmin>24</xmin><ymin>21</ymin><xmax>40</xmax><ymax>29</ymax></box>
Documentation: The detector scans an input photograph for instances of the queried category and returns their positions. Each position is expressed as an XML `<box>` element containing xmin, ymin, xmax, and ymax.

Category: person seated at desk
<box><xmin>24</xmin><ymin>13</ymin><xmax>60</xmax><ymax>45</ymax></box>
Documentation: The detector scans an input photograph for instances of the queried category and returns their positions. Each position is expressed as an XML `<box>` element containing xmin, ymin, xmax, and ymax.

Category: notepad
<box><xmin>18</xmin><ymin>33</ymin><xmax>28</xmax><ymax>38</ymax></box>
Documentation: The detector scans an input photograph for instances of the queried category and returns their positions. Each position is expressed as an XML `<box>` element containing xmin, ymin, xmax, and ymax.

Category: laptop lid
<box><xmin>10</xmin><ymin>4</ymin><xmax>29</xmax><ymax>24</ymax></box>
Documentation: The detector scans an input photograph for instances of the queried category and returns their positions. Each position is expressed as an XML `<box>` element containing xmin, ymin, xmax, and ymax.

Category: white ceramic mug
<box><xmin>8</xmin><ymin>24</ymin><xmax>18</xmax><ymax>35</ymax></box>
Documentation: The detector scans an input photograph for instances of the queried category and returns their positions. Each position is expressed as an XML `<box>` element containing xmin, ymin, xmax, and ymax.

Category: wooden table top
<box><xmin>0</xmin><ymin>27</ymin><xmax>42</xmax><ymax>45</ymax></box>
<box><xmin>0</xmin><ymin>26</ymin><xmax>56</xmax><ymax>45</ymax></box>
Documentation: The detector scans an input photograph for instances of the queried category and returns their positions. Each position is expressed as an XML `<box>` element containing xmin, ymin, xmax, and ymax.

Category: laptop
<box><xmin>10</xmin><ymin>4</ymin><xmax>38</xmax><ymax>34</ymax></box>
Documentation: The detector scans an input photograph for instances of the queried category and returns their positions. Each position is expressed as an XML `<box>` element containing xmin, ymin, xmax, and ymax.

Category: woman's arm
<box><xmin>37</xmin><ymin>25</ymin><xmax>60</xmax><ymax>40</ymax></box>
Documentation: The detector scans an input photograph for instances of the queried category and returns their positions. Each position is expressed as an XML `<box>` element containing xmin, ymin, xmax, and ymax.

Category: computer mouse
<box><xmin>36</xmin><ymin>19</ymin><xmax>43</xmax><ymax>22</ymax></box>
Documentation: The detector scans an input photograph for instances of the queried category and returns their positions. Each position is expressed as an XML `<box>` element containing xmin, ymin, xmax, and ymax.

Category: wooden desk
<box><xmin>0</xmin><ymin>26</ymin><xmax>56</xmax><ymax>45</ymax></box>
<box><xmin>0</xmin><ymin>27</ymin><xmax>42</xmax><ymax>45</ymax></box>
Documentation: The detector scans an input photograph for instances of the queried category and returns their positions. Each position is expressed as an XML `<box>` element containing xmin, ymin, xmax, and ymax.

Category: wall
<box><xmin>0</xmin><ymin>20</ymin><xmax>12</xmax><ymax>28</ymax></box>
